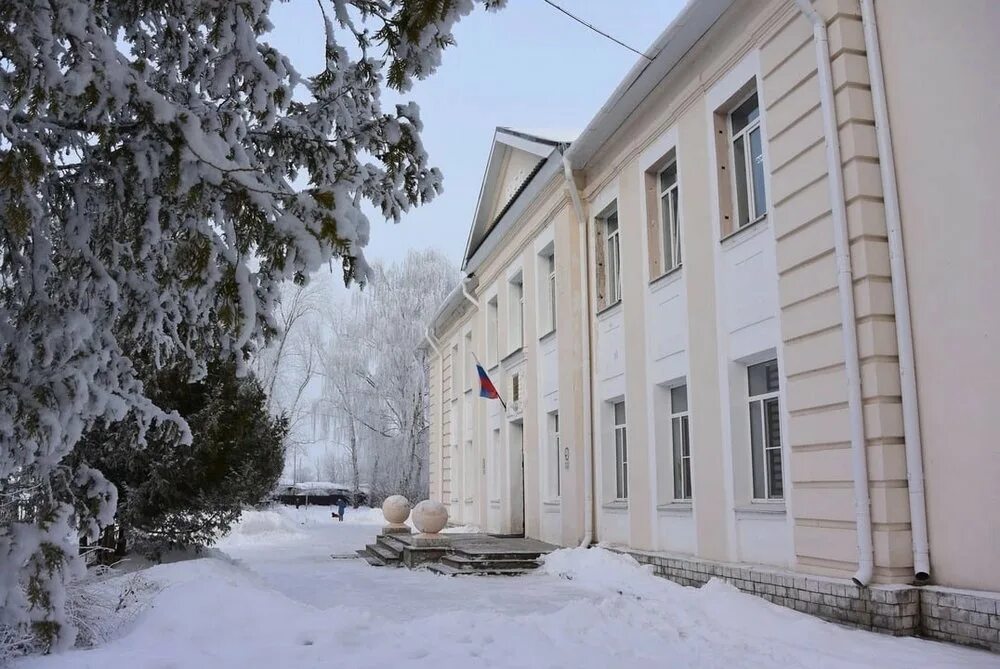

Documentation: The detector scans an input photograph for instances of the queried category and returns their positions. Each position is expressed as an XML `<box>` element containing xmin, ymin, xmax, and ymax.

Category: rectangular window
<box><xmin>508</xmin><ymin>274</ymin><xmax>524</xmax><ymax>353</ymax></box>
<box><xmin>546</xmin><ymin>252</ymin><xmax>557</xmax><ymax>333</ymax></box>
<box><xmin>491</xmin><ymin>427</ymin><xmax>501</xmax><ymax>500</ymax></box>
<box><xmin>487</xmin><ymin>296</ymin><xmax>499</xmax><ymax>367</ymax></box>
<box><xmin>548</xmin><ymin>411</ymin><xmax>561</xmax><ymax>498</ymax></box>
<box><xmin>613</xmin><ymin>401</ymin><xmax>628</xmax><ymax>500</ymax></box>
<box><xmin>464</xmin><ymin>439</ymin><xmax>474</xmax><ymax>498</ymax></box>
<box><xmin>748</xmin><ymin>359</ymin><xmax>782</xmax><ymax>500</ymax></box>
<box><xmin>605</xmin><ymin>211</ymin><xmax>622</xmax><ymax>305</ymax></box>
<box><xmin>464</xmin><ymin>331</ymin><xmax>473</xmax><ymax>390</ymax></box>
<box><xmin>659</xmin><ymin>161</ymin><xmax>681</xmax><ymax>272</ymax></box>
<box><xmin>730</xmin><ymin>91</ymin><xmax>767</xmax><ymax>228</ymax></box>
<box><xmin>450</xmin><ymin>344</ymin><xmax>459</xmax><ymax>403</ymax></box>
<box><xmin>670</xmin><ymin>384</ymin><xmax>692</xmax><ymax>501</ymax></box>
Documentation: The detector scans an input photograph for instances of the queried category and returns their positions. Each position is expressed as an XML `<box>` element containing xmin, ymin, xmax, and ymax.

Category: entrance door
<box><xmin>509</xmin><ymin>421</ymin><xmax>525</xmax><ymax>537</ymax></box>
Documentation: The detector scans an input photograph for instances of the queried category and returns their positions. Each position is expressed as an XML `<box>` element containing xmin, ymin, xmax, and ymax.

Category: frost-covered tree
<box><xmin>319</xmin><ymin>249</ymin><xmax>456</xmax><ymax>503</ymax></box>
<box><xmin>0</xmin><ymin>0</ymin><xmax>503</xmax><ymax>650</ymax></box>
<box><xmin>250</xmin><ymin>276</ymin><xmax>332</xmax><ymax>478</ymax></box>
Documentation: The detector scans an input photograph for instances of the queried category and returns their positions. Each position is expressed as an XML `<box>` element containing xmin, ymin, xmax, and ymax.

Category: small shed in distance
<box><xmin>272</xmin><ymin>481</ymin><xmax>368</xmax><ymax>508</ymax></box>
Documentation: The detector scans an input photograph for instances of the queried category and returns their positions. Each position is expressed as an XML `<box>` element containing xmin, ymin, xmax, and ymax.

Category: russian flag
<box><xmin>476</xmin><ymin>363</ymin><xmax>505</xmax><ymax>409</ymax></box>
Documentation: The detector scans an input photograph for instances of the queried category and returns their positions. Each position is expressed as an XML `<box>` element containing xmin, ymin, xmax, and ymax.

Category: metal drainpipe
<box><xmin>424</xmin><ymin>328</ymin><xmax>444</xmax><ymax>503</ymax></box>
<box><xmin>794</xmin><ymin>0</ymin><xmax>875</xmax><ymax>586</ymax></box>
<box><xmin>455</xmin><ymin>275</ymin><xmax>481</xmax><ymax>525</ymax></box>
<box><xmin>563</xmin><ymin>155</ymin><xmax>596</xmax><ymax>549</ymax></box>
<box><xmin>460</xmin><ymin>273</ymin><xmax>480</xmax><ymax>309</ymax></box>
<box><xmin>859</xmin><ymin>0</ymin><xmax>930</xmax><ymax>581</ymax></box>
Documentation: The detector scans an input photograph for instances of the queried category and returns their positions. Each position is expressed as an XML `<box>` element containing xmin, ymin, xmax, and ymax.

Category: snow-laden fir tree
<box><xmin>74</xmin><ymin>360</ymin><xmax>288</xmax><ymax>560</ymax></box>
<box><xmin>0</xmin><ymin>0</ymin><xmax>503</xmax><ymax>650</ymax></box>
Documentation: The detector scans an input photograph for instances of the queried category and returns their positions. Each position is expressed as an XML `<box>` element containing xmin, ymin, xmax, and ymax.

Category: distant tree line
<box><xmin>258</xmin><ymin>249</ymin><xmax>457</xmax><ymax>507</ymax></box>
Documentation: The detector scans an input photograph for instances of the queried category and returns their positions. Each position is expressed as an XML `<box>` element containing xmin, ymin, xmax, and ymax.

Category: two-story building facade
<box><xmin>422</xmin><ymin>0</ymin><xmax>1000</xmax><ymax>652</ymax></box>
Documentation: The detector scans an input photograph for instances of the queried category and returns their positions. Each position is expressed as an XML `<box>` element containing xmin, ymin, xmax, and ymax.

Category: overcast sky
<box><xmin>267</xmin><ymin>0</ymin><xmax>686</xmax><ymax>268</ymax></box>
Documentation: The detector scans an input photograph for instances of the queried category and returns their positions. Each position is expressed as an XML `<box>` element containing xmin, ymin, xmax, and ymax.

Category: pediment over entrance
<box><xmin>463</xmin><ymin>128</ymin><xmax>567</xmax><ymax>269</ymax></box>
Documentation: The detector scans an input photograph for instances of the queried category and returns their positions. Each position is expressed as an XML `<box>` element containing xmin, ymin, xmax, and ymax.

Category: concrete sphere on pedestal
<box><xmin>382</xmin><ymin>495</ymin><xmax>411</xmax><ymax>525</ymax></box>
<box><xmin>412</xmin><ymin>500</ymin><xmax>449</xmax><ymax>534</ymax></box>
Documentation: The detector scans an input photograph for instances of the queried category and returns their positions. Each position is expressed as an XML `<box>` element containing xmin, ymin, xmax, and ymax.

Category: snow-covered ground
<box><xmin>17</xmin><ymin>505</ymin><xmax>998</xmax><ymax>669</ymax></box>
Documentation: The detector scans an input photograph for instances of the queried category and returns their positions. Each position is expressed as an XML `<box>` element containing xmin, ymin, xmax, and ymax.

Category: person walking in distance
<box><xmin>337</xmin><ymin>497</ymin><xmax>347</xmax><ymax>522</ymax></box>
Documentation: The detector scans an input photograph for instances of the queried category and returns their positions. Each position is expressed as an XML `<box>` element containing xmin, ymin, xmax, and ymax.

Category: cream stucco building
<box><xmin>421</xmin><ymin>0</ymin><xmax>1000</xmax><ymax>651</ymax></box>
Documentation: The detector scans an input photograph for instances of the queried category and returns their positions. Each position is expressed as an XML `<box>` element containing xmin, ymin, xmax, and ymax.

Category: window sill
<box><xmin>501</xmin><ymin>346</ymin><xmax>525</xmax><ymax>367</ymax></box>
<box><xmin>489</xmin><ymin>499</ymin><xmax>501</xmax><ymax>509</ymax></box>
<box><xmin>543</xmin><ymin>499</ymin><xmax>561</xmax><ymax>512</ymax></box>
<box><xmin>720</xmin><ymin>214</ymin><xmax>768</xmax><ymax>247</ymax></box>
<box><xmin>596</xmin><ymin>299</ymin><xmax>623</xmax><ymax>320</ymax></box>
<box><xmin>602</xmin><ymin>500</ymin><xmax>629</xmax><ymax>511</ymax></box>
<box><xmin>538</xmin><ymin>328</ymin><xmax>557</xmax><ymax>344</ymax></box>
<box><xmin>649</xmin><ymin>264</ymin><xmax>683</xmax><ymax>289</ymax></box>
<box><xmin>735</xmin><ymin>502</ymin><xmax>785</xmax><ymax>519</ymax></box>
<box><xmin>464</xmin><ymin>497</ymin><xmax>474</xmax><ymax>504</ymax></box>
<box><xmin>656</xmin><ymin>502</ymin><xmax>693</xmax><ymax>516</ymax></box>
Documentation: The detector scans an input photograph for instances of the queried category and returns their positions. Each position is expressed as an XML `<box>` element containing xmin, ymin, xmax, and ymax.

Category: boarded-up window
<box><xmin>714</xmin><ymin>79</ymin><xmax>761</xmax><ymax>239</ymax></box>
<box><xmin>644</xmin><ymin>149</ymin><xmax>681</xmax><ymax>279</ymax></box>
<box><xmin>594</xmin><ymin>215</ymin><xmax>607</xmax><ymax>310</ymax></box>
<box><xmin>594</xmin><ymin>202</ymin><xmax>620</xmax><ymax>311</ymax></box>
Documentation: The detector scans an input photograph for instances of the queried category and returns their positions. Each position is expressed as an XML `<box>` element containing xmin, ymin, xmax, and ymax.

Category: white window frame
<box><xmin>670</xmin><ymin>385</ymin><xmax>691</xmax><ymax>501</ymax></box>
<box><xmin>464</xmin><ymin>331</ymin><xmax>473</xmax><ymax>391</ymax></box>
<box><xmin>546</xmin><ymin>252</ymin><xmax>557</xmax><ymax>334</ymax></box>
<box><xmin>613</xmin><ymin>401</ymin><xmax>628</xmax><ymax>500</ymax></box>
<box><xmin>729</xmin><ymin>89</ymin><xmax>767</xmax><ymax>228</ymax></box>
<box><xmin>748</xmin><ymin>359</ymin><xmax>783</xmax><ymax>501</ymax></box>
<box><xmin>490</xmin><ymin>427</ymin><xmax>501</xmax><ymax>502</ymax></box>
<box><xmin>464</xmin><ymin>438</ymin><xmax>475</xmax><ymax>501</ymax></box>
<box><xmin>508</xmin><ymin>275</ymin><xmax>524</xmax><ymax>353</ymax></box>
<box><xmin>486</xmin><ymin>296</ymin><xmax>499</xmax><ymax>367</ymax></box>
<box><xmin>605</xmin><ymin>212</ymin><xmax>622</xmax><ymax>305</ymax></box>
<box><xmin>658</xmin><ymin>161</ymin><xmax>681</xmax><ymax>272</ymax></box>
<box><xmin>450</xmin><ymin>344</ymin><xmax>459</xmax><ymax>403</ymax></box>
<box><xmin>548</xmin><ymin>410</ymin><xmax>561</xmax><ymax>498</ymax></box>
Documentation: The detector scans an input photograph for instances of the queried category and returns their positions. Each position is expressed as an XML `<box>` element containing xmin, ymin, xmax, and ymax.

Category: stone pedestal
<box><xmin>381</xmin><ymin>524</ymin><xmax>411</xmax><ymax>535</ymax></box>
<box><xmin>410</xmin><ymin>533</ymin><xmax>449</xmax><ymax>547</ymax></box>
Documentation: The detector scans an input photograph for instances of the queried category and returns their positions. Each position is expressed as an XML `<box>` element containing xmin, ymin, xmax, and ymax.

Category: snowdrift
<box><xmin>16</xmin><ymin>520</ymin><xmax>993</xmax><ymax>668</ymax></box>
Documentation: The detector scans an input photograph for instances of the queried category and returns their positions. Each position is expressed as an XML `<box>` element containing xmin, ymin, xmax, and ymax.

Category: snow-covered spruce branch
<box><xmin>0</xmin><ymin>0</ymin><xmax>505</xmax><ymax>652</ymax></box>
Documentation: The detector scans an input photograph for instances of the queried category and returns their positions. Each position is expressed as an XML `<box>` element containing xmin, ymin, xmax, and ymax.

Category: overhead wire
<box><xmin>540</xmin><ymin>0</ymin><xmax>654</xmax><ymax>61</ymax></box>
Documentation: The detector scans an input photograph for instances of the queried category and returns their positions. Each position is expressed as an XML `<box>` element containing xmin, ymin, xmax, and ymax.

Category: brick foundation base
<box><xmin>620</xmin><ymin>550</ymin><xmax>1000</xmax><ymax>653</ymax></box>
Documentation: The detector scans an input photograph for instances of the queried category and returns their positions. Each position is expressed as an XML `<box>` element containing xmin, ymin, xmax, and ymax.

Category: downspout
<box><xmin>461</xmin><ymin>273</ymin><xmax>480</xmax><ymax>309</ymax></box>
<box><xmin>859</xmin><ymin>0</ymin><xmax>930</xmax><ymax>582</ymax></box>
<box><xmin>424</xmin><ymin>327</ymin><xmax>442</xmax><ymax>357</ymax></box>
<box><xmin>454</xmin><ymin>274</ymin><xmax>480</xmax><ymax>524</ymax></box>
<box><xmin>424</xmin><ymin>327</ymin><xmax>444</xmax><ymax>503</ymax></box>
<box><xmin>794</xmin><ymin>0</ymin><xmax>875</xmax><ymax>586</ymax></box>
<box><xmin>563</xmin><ymin>155</ymin><xmax>596</xmax><ymax>549</ymax></box>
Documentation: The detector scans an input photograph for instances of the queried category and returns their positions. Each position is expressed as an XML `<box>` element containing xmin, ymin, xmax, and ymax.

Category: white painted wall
<box><xmin>706</xmin><ymin>50</ymin><xmax>792</xmax><ymax>569</ymax></box>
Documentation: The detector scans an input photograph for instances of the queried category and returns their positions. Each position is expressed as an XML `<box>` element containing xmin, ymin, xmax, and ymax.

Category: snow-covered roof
<box><xmin>425</xmin><ymin>0</ymin><xmax>737</xmax><ymax>340</ymax></box>
<box><xmin>274</xmin><ymin>481</ymin><xmax>369</xmax><ymax>494</ymax></box>
<box><xmin>565</xmin><ymin>0</ymin><xmax>735</xmax><ymax>170</ymax></box>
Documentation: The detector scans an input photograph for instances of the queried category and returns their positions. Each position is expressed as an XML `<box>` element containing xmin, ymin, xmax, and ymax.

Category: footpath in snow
<box><xmin>17</xmin><ymin>505</ymin><xmax>999</xmax><ymax>669</ymax></box>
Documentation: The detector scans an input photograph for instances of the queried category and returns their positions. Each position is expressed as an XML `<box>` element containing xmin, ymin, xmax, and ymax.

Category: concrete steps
<box><xmin>355</xmin><ymin>549</ymin><xmax>387</xmax><ymax>567</ymax></box>
<box><xmin>357</xmin><ymin>533</ymin><xmax>406</xmax><ymax>566</ymax></box>
<box><xmin>426</xmin><ymin>561</ymin><xmax>538</xmax><ymax>577</ymax></box>
<box><xmin>354</xmin><ymin>531</ymin><xmax>556</xmax><ymax>576</ymax></box>
<box><xmin>378</xmin><ymin>534</ymin><xmax>408</xmax><ymax>552</ymax></box>
<box><xmin>439</xmin><ymin>553</ymin><xmax>541</xmax><ymax>574</ymax></box>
